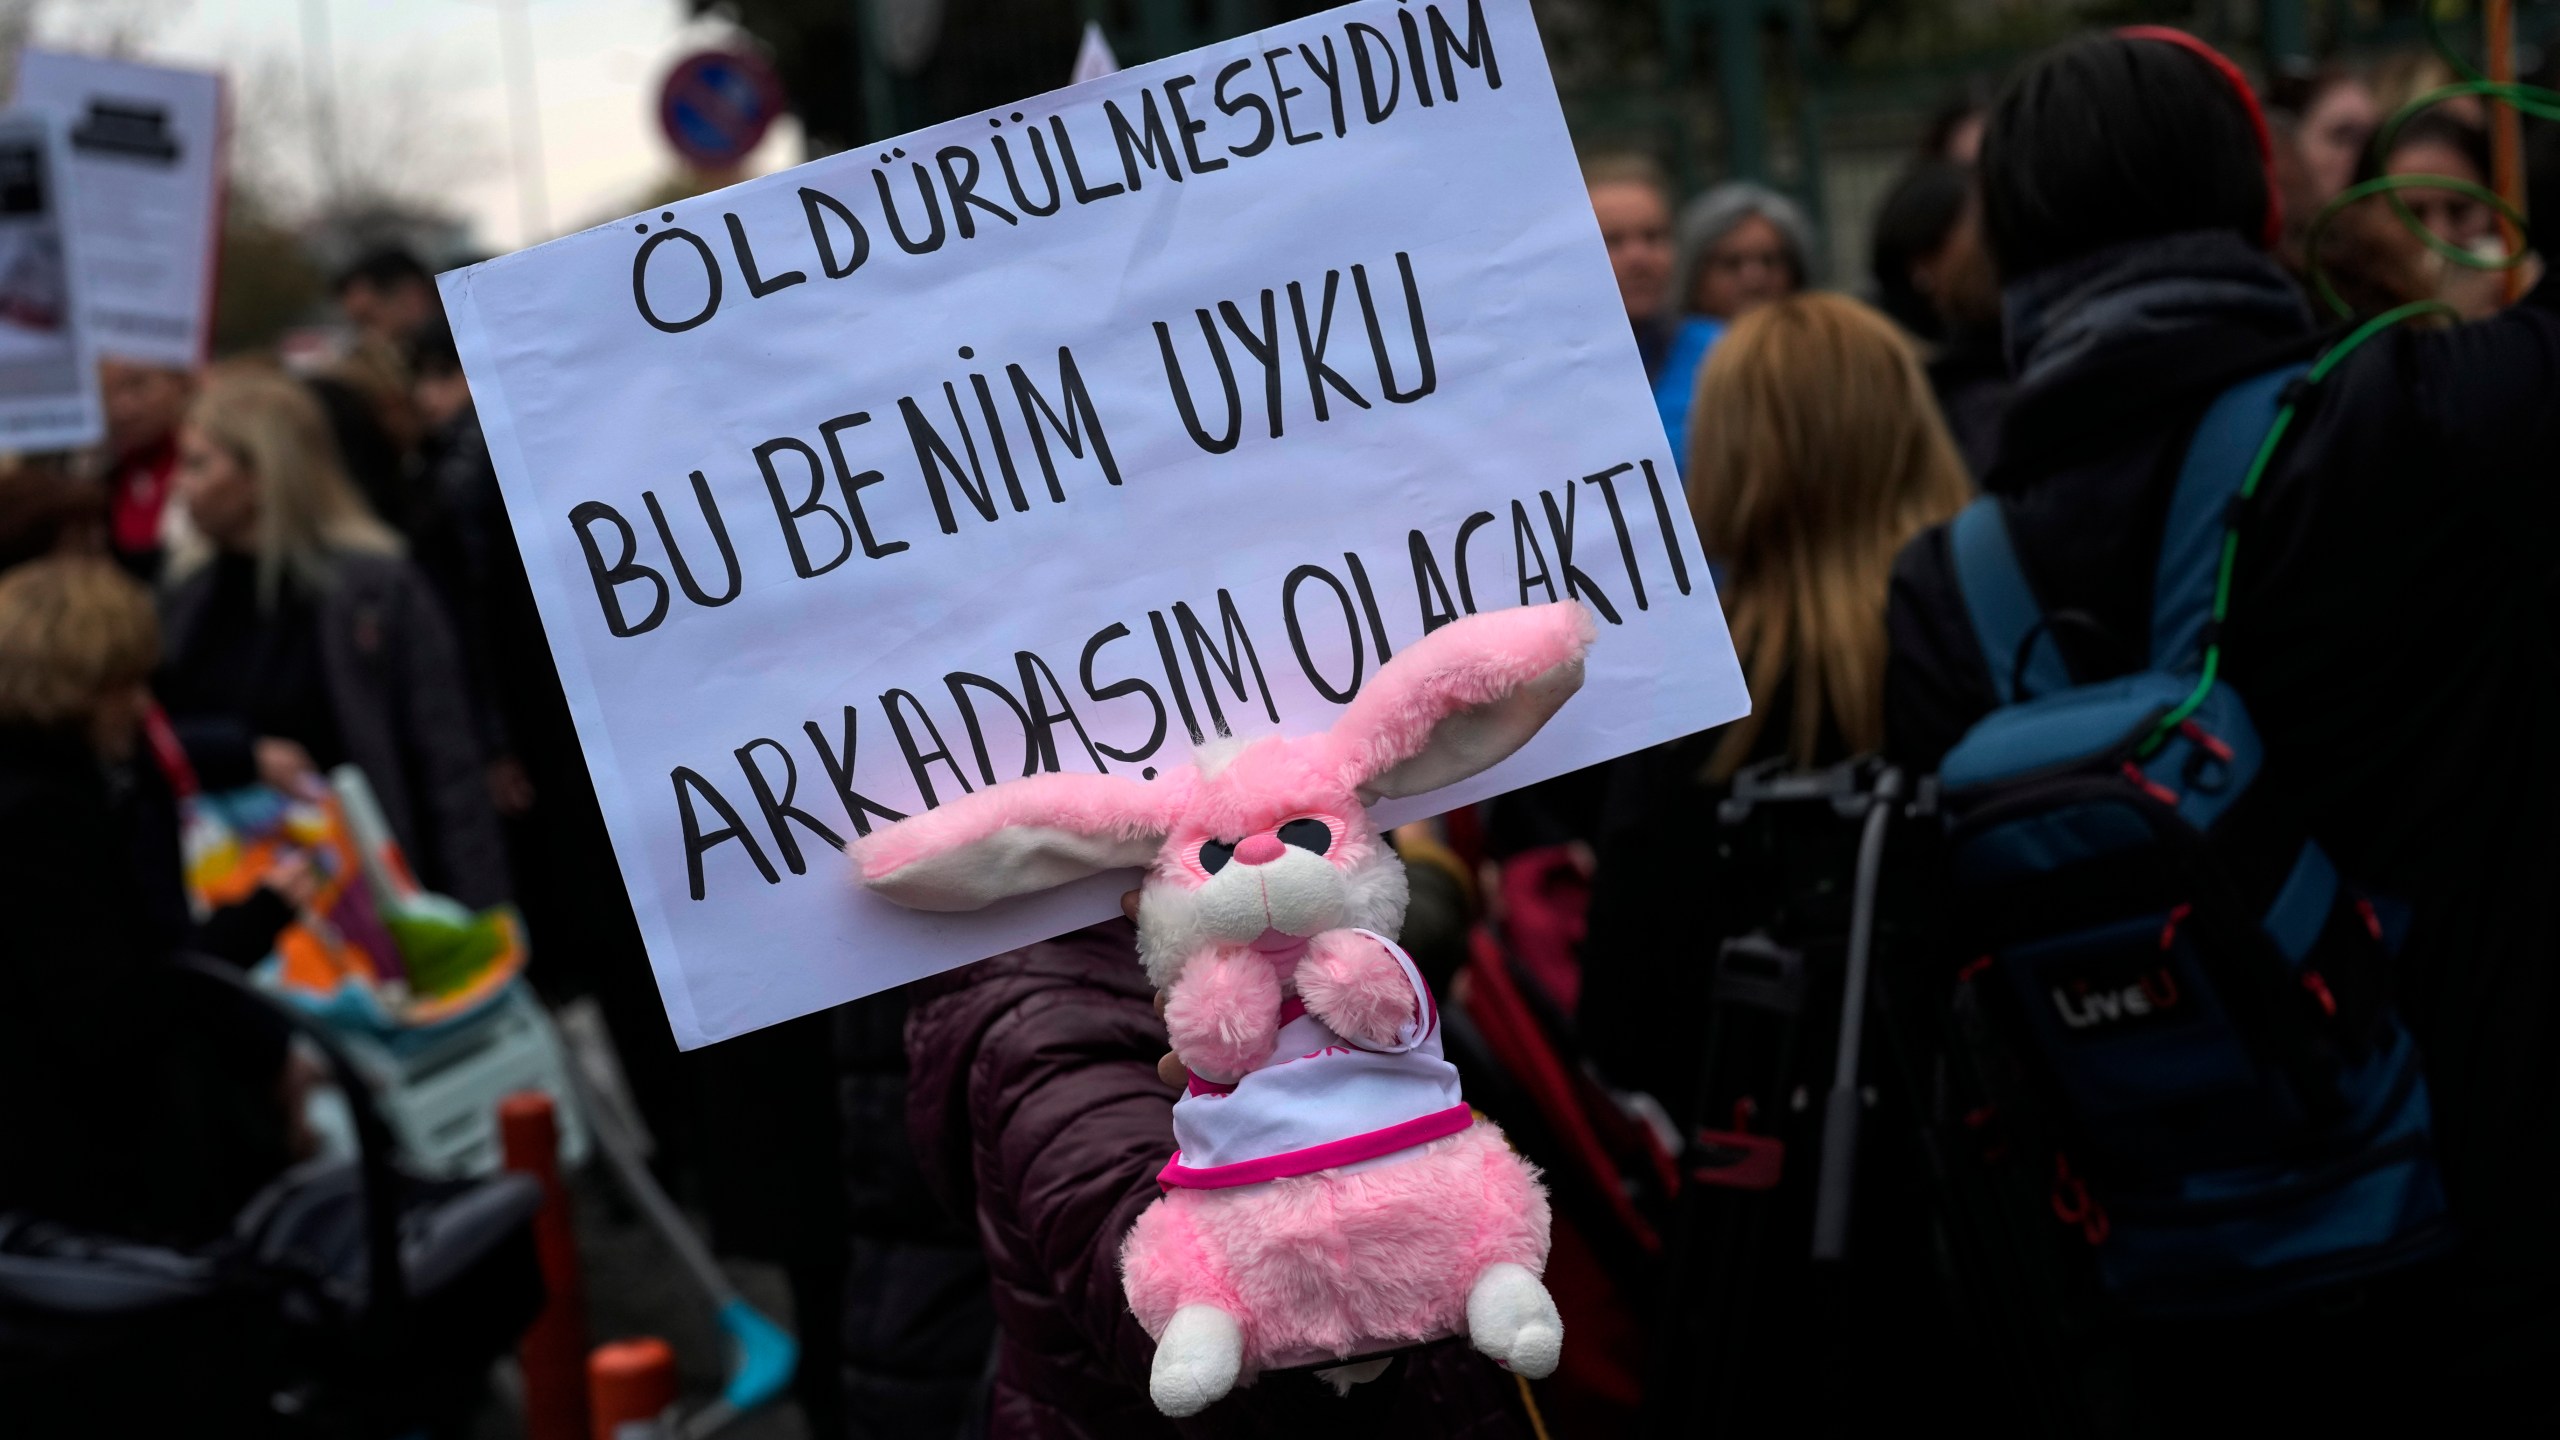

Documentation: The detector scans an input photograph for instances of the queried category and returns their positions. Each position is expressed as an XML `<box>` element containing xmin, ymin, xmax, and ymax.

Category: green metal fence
<box><xmin>836</xmin><ymin>0</ymin><xmax>2559</xmax><ymax>287</ymax></box>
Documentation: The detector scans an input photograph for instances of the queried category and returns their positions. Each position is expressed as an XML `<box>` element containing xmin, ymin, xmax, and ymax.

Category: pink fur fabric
<box><xmin>1161</xmin><ymin>739</ymin><xmax>1375</xmax><ymax>868</ymax></box>
<box><xmin>1295</xmin><ymin>931</ymin><xmax>1416</xmax><ymax>1049</ymax></box>
<box><xmin>849</xmin><ymin>602</ymin><xmax>1596</xmax><ymax>910</ymax></box>
<box><xmin>849</xmin><ymin>769</ymin><xmax>1183</xmax><ymax>884</ymax></box>
<box><xmin>1324</xmin><ymin>603</ymin><xmax>1598</xmax><ymax>793</ymax></box>
<box><xmin>1164</xmin><ymin>949</ymin><xmax>1282</xmax><ymax>1083</ymax></box>
<box><xmin>1120</xmin><ymin>1123</ymin><xmax>1551</xmax><ymax>1374</ymax></box>
<box><xmin>849</xmin><ymin>604</ymin><xmax>1594</xmax><ymax>1407</ymax></box>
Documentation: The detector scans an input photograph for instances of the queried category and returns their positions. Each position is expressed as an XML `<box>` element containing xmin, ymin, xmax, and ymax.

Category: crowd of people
<box><xmin>4</xmin><ymin>252</ymin><xmax>514</xmax><ymax>1227</ymax></box>
<box><xmin>1562</xmin><ymin>30</ymin><xmax>2555</xmax><ymax>1434</ymax></box>
<box><xmin>0</xmin><ymin>22</ymin><xmax>2554</xmax><ymax>1440</ymax></box>
<box><xmin>0</xmin><ymin>246</ymin><xmax>680</xmax><ymax>1400</ymax></box>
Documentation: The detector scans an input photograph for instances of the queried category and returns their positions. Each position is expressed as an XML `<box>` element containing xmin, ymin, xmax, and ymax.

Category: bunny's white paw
<box><xmin>1466</xmin><ymin>1262</ymin><xmax>1563</xmax><ymax>1379</ymax></box>
<box><xmin>1150</xmin><ymin>1304</ymin><xmax>1244</xmax><ymax>1417</ymax></box>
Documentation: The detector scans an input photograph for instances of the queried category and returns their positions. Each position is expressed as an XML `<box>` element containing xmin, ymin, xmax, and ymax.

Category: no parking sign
<box><xmin>658</xmin><ymin>48</ymin><xmax>784</xmax><ymax>170</ymax></box>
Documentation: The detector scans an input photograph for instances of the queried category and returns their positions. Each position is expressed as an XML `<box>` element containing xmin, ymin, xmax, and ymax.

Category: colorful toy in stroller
<box><xmin>181</xmin><ymin>764</ymin><xmax>526</xmax><ymax>1031</ymax></box>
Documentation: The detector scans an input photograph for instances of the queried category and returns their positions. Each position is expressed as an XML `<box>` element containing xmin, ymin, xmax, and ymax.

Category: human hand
<box><xmin>255</xmin><ymin>737</ymin><xmax>321</xmax><ymax>797</ymax></box>
<box><xmin>487</xmin><ymin>756</ymin><xmax>536</xmax><ymax>816</ymax></box>
<box><xmin>1565</xmin><ymin>839</ymin><xmax>1597</xmax><ymax>879</ymax></box>
<box><xmin>278</xmin><ymin>1045</ymin><xmax>324</xmax><ymax>1161</ymax></box>
<box><xmin>263</xmin><ymin>851</ymin><xmax>323</xmax><ymax>910</ymax></box>
<box><xmin>2440</xmin><ymin>257</ymin><xmax>2512</xmax><ymax>321</ymax></box>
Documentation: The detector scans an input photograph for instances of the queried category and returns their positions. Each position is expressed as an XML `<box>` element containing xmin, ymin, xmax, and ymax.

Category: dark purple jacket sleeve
<box><xmin>969</xmin><ymin>974</ymin><xmax>1182</xmax><ymax>1390</ymax></box>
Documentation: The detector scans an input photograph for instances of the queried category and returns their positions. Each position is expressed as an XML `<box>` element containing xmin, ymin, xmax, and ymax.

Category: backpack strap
<box><xmin>2150</xmin><ymin>364</ymin><xmax>2310</xmax><ymax>670</ymax></box>
<box><xmin>1949</xmin><ymin>495</ymin><xmax>2070</xmax><ymax>706</ymax></box>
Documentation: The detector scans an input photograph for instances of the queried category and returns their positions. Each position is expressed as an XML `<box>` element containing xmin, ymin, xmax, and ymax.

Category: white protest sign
<box><xmin>0</xmin><ymin>110</ymin><xmax>102</xmax><ymax>451</ymax></box>
<box><xmin>442</xmin><ymin>0</ymin><xmax>1748</xmax><ymax>1049</ymax></box>
<box><xmin>13</xmin><ymin>51</ymin><xmax>225</xmax><ymax>369</ymax></box>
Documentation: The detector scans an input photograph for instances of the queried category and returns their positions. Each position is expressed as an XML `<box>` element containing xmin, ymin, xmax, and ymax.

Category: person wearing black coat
<box><xmin>0</xmin><ymin>557</ymin><xmax>298</xmax><ymax>1246</ymax></box>
<box><xmin>904</xmin><ymin>921</ymin><xmax>1536</xmax><ymax>1439</ymax></box>
<box><xmin>831</xmin><ymin>989</ymin><xmax>997</xmax><ymax>1438</ymax></box>
<box><xmin>158</xmin><ymin>366</ymin><xmax>508</xmax><ymax>908</ymax></box>
<box><xmin>1581</xmin><ymin>294</ymin><xmax>1973</xmax><ymax>1114</ymax></box>
<box><xmin>1883</xmin><ymin>31</ymin><xmax>2560</xmax><ymax>1428</ymax></box>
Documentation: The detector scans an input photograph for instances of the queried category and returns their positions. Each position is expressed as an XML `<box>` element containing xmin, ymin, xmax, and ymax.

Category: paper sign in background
<box><xmin>0</xmin><ymin>109</ymin><xmax>101</xmax><ymax>451</ymax></box>
<box><xmin>443</xmin><ymin>0</ymin><xmax>1749</xmax><ymax>1048</ymax></box>
<box><xmin>13</xmin><ymin>51</ymin><xmax>224</xmax><ymax>369</ymax></box>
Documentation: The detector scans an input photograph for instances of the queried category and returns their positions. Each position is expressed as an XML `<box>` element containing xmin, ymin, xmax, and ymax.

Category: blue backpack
<box><xmin>1937</xmin><ymin>363</ymin><xmax>2452</xmax><ymax>1315</ymax></box>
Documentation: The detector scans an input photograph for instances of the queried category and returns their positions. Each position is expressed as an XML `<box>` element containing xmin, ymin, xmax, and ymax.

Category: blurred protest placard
<box><xmin>441</xmin><ymin>0</ymin><xmax>1747</xmax><ymax>1047</ymax></box>
<box><xmin>0</xmin><ymin>110</ymin><xmax>101</xmax><ymax>451</ymax></box>
<box><xmin>1071</xmin><ymin>22</ymin><xmax>1119</xmax><ymax>83</ymax></box>
<box><xmin>13</xmin><ymin>51</ymin><xmax>224</xmax><ymax>368</ymax></box>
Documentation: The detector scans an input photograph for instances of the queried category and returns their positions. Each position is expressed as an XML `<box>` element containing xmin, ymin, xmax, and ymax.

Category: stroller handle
<box><xmin>174</xmin><ymin>954</ymin><xmax>408</xmax><ymax>1320</ymax></box>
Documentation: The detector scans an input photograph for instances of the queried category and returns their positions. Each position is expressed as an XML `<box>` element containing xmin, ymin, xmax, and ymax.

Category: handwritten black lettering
<box><xmin>735</xmin><ymin>737</ymin><xmax>845</xmax><ymax>873</ymax></box>
<box><xmin>570</xmin><ymin>500</ymin><xmax>670</xmax><ymax>637</ymax></box>
<box><xmin>674</xmin><ymin>765</ymin><xmax>778</xmax><ymax>900</ymax></box>
<box><xmin>803</xmin><ymin>707</ymin><xmax>909</xmax><ymax>838</ymax></box>
<box><xmin>644</xmin><ymin>472</ymin><xmax>744</xmax><ymax>607</ymax></box>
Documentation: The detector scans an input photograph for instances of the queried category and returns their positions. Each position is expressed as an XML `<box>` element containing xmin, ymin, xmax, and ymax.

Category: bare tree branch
<box><xmin>226</xmin><ymin>46</ymin><xmax>496</xmax><ymax>230</ymax></box>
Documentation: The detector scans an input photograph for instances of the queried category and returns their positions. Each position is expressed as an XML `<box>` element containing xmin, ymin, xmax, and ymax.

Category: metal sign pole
<box><xmin>854</xmin><ymin>0</ymin><xmax>899</xmax><ymax>146</ymax></box>
<box><xmin>500</xmin><ymin>0</ymin><xmax>551</xmax><ymax>243</ymax></box>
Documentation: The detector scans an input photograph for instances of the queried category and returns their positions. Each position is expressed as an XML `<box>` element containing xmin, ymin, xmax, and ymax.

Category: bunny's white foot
<box><xmin>1150</xmin><ymin>1304</ymin><xmax>1244</xmax><ymax>1417</ymax></box>
<box><xmin>1466</xmin><ymin>1262</ymin><xmax>1563</xmax><ymax>1379</ymax></box>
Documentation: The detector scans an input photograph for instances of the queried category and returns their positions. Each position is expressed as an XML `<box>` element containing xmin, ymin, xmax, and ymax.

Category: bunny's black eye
<box><xmin>1278</xmin><ymin>818</ymin><xmax>1332</xmax><ymax>855</ymax></box>
<box><xmin>1198</xmin><ymin>839</ymin><xmax>1236</xmax><ymax>874</ymax></box>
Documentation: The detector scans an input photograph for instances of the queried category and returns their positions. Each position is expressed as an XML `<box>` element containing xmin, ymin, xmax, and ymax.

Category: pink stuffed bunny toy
<box><xmin>852</xmin><ymin>601</ymin><xmax>1593</xmax><ymax>1416</ymax></box>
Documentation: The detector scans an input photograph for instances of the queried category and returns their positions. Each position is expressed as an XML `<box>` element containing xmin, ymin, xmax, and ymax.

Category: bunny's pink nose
<box><xmin>1232</xmin><ymin>833</ymin><xmax>1286</xmax><ymax>866</ymax></box>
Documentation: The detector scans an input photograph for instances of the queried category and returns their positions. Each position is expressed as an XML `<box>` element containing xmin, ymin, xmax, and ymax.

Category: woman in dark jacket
<box><xmin>159</xmin><ymin>365</ymin><xmax>508</xmax><ymax>906</ymax></box>
<box><xmin>1567</xmin><ymin>297</ymin><xmax>1977</xmax><ymax>1436</ymax></box>
<box><xmin>1581</xmin><ymin>294</ymin><xmax>1971</xmax><ymax>1111</ymax></box>
<box><xmin>0</xmin><ymin>557</ymin><xmax>298</xmax><ymax>1245</ymax></box>
<box><xmin>904</xmin><ymin>920</ymin><xmax>1535</xmax><ymax>1440</ymax></box>
<box><xmin>1884</xmin><ymin>31</ymin><xmax>2560</xmax><ymax>1427</ymax></box>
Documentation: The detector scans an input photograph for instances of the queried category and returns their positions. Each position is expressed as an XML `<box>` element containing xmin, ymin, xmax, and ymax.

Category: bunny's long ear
<box><xmin>851</xmin><ymin>771</ymin><xmax>1180</xmax><ymax>912</ymax></box>
<box><xmin>1332</xmin><ymin>602</ymin><xmax>1597</xmax><ymax>801</ymax></box>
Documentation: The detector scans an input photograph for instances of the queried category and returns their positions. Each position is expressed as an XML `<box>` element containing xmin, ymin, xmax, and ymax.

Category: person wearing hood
<box><xmin>1653</xmin><ymin>182</ymin><xmax>1816</xmax><ymax>467</ymax></box>
<box><xmin>1884</xmin><ymin>31</ymin><xmax>2560</xmax><ymax>1429</ymax></box>
<box><xmin>902</xmin><ymin>918</ymin><xmax>1538</xmax><ymax>1438</ymax></box>
<box><xmin>0</xmin><ymin>556</ymin><xmax>305</xmax><ymax>1248</ymax></box>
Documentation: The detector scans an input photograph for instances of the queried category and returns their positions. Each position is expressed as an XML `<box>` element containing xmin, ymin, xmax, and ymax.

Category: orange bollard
<box><xmin>501</xmin><ymin>1091</ymin><xmax>592</xmax><ymax>1440</ymax></box>
<box><xmin>2487</xmin><ymin>0</ymin><xmax>2529</xmax><ymax>304</ymax></box>
<box><xmin>589</xmin><ymin>1337</ymin><xmax>681</xmax><ymax>1440</ymax></box>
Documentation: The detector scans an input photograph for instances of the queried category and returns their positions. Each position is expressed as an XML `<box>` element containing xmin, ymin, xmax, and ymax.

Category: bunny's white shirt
<box><xmin>1159</xmin><ymin>930</ymin><xmax>1472</xmax><ymax>1189</ymax></box>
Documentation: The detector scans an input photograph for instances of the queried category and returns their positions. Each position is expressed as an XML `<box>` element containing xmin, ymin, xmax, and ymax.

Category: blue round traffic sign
<box><xmin>659</xmin><ymin>49</ymin><xmax>785</xmax><ymax>170</ymax></box>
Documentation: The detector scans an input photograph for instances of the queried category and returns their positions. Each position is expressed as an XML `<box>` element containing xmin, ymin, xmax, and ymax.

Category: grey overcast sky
<box><xmin>32</xmin><ymin>0</ymin><xmax>808</xmax><ymax>252</ymax></box>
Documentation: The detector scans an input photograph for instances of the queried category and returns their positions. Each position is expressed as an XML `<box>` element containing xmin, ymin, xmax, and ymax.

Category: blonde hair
<box><xmin>1687</xmin><ymin>293</ymin><xmax>1972</xmax><ymax>780</ymax></box>
<box><xmin>172</xmin><ymin>364</ymin><xmax>400</xmax><ymax>602</ymax></box>
<box><xmin>0</xmin><ymin>555</ymin><xmax>159</xmax><ymax>727</ymax></box>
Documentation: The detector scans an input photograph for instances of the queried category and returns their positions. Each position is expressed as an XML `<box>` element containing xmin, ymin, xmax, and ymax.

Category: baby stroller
<box><xmin>0</xmin><ymin>958</ymin><xmax>544</xmax><ymax>1438</ymax></box>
